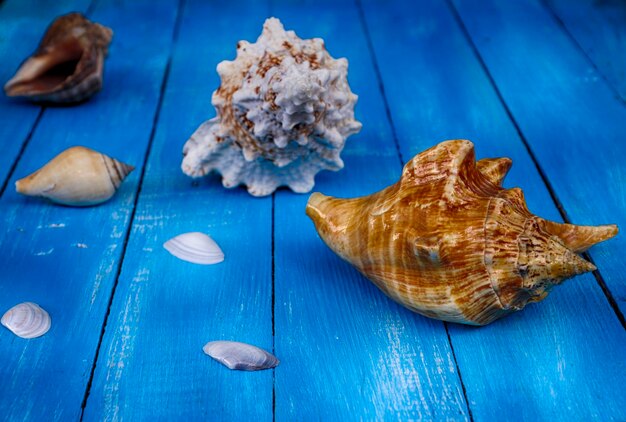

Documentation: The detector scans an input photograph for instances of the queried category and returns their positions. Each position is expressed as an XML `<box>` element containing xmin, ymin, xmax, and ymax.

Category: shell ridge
<box><xmin>482</xmin><ymin>195</ymin><xmax>508</xmax><ymax>312</ymax></box>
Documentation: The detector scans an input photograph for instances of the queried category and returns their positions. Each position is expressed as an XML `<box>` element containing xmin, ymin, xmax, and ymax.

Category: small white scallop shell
<box><xmin>1</xmin><ymin>302</ymin><xmax>51</xmax><ymax>339</ymax></box>
<box><xmin>163</xmin><ymin>232</ymin><xmax>224</xmax><ymax>265</ymax></box>
<box><xmin>203</xmin><ymin>341</ymin><xmax>279</xmax><ymax>371</ymax></box>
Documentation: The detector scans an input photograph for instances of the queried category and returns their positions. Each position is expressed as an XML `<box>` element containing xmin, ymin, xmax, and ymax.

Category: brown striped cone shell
<box><xmin>306</xmin><ymin>140</ymin><xmax>618</xmax><ymax>325</ymax></box>
<box><xmin>15</xmin><ymin>146</ymin><xmax>134</xmax><ymax>206</ymax></box>
<box><xmin>4</xmin><ymin>13</ymin><xmax>112</xmax><ymax>103</ymax></box>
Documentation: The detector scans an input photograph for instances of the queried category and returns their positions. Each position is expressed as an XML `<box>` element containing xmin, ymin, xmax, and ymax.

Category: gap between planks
<box><xmin>539</xmin><ymin>0</ymin><xmax>626</xmax><ymax>106</ymax></box>
<box><xmin>0</xmin><ymin>107</ymin><xmax>45</xmax><ymax>198</ymax></box>
<box><xmin>444</xmin><ymin>0</ymin><xmax>626</xmax><ymax>330</ymax></box>
<box><xmin>79</xmin><ymin>0</ymin><xmax>186</xmax><ymax>418</ymax></box>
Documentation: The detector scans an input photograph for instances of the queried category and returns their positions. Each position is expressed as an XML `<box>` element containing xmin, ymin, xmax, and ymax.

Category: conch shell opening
<box><xmin>306</xmin><ymin>140</ymin><xmax>617</xmax><ymax>325</ymax></box>
<box><xmin>4</xmin><ymin>13</ymin><xmax>112</xmax><ymax>103</ymax></box>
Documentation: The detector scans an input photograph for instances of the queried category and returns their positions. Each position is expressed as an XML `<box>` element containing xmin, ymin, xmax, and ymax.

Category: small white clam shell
<box><xmin>163</xmin><ymin>232</ymin><xmax>224</xmax><ymax>265</ymax></box>
<box><xmin>203</xmin><ymin>341</ymin><xmax>279</xmax><ymax>371</ymax></box>
<box><xmin>1</xmin><ymin>302</ymin><xmax>51</xmax><ymax>339</ymax></box>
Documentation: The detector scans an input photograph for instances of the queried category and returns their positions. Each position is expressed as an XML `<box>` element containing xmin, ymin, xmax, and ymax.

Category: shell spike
<box><xmin>476</xmin><ymin>157</ymin><xmax>513</xmax><ymax>186</ymax></box>
<box><xmin>538</xmin><ymin>219</ymin><xmax>619</xmax><ymax>253</ymax></box>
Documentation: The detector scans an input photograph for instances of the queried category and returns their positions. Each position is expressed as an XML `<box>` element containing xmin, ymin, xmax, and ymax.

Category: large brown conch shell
<box><xmin>306</xmin><ymin>140</ymin><xmax>618</xmax><ymax>325</ymax></box>
<box><xmin>4</xmin><ymin>13</ymin><xmax>112</xmax><ymax>103</ymax></box>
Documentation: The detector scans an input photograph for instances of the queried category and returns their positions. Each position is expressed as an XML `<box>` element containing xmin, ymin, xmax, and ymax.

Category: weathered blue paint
<box><xmin>546</xmin><ymin>0</ymin><xmax>626</xmax><ymax>102</ymax></box>
<box><xmin>0</xmin><ymin>0</ymin><xmax>179</xmax><ymax>419</ymax></box>
<box><xmin>82</xmin><ymin>0</ymin><xmax>275</xmax><ymax>420</ymax></box>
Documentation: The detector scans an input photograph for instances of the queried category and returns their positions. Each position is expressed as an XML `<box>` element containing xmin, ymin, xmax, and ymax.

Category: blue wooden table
<box><xmin>1</xmin><ymin>0</ymin><xmax>625</xmax><ymax>420</ymax></box>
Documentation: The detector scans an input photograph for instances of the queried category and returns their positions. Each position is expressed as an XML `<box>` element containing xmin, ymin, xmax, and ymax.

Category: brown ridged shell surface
<box><xmin>306</xmin><ymin>140</ymin><xmax>618</xmax><ymax>325</ymax></box>
<box><xmin>4</xmin><ymin>13</ymin><xmax>112</xmax><ymax>103</ymax></box>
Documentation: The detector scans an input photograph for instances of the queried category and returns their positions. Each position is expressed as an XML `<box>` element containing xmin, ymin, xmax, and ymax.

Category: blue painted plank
<box><xmin>82</xmin><ymin>0</ymin><xmax>275</xmax><ymax>420</ymax></box>
<box><xmin>545</xmin><ymin>0</ymin><xmax>626</xmax><ymax>101</ymax></box>
<box><xmin>364</xmin><ymin>1</ymin><xmax>626</xmax><ymax>420</ymax></box>
<box><xmin>0</xmin><ymin>0</ymin><xmax>179</xmax><ymax>419</ymax></box>
<box><xmin>0</xmin><ymin>0</ymin><xmax>92</xmax><ymax>187</ymax></box>
<box><xmin>273</xmin><ymin>1</ymin><xmax>469</xmax><ymax>419</ymax></box>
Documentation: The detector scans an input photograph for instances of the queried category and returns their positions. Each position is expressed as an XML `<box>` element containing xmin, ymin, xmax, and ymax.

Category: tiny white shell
<box><xmin>203</xmin><ymin>340</ymin><xmax>279</xmax><ymax>371</ymax></box>
<box><xmin>163</xmin><ymin>232</ymin><xmax>224</xmax><ymax>265</ymax></box>
<box><xmin>1</xmin><ymin>302</ymin><xmax>51</xmax><ymax>339</ymax></box>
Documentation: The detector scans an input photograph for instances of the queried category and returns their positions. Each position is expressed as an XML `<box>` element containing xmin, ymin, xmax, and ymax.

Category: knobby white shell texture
<box><xmin>1</xmin><ymin>302</ymin><xmax>51</xmax><ymax>339</ymax></box>
<box><xmin>203</xmin><ymin>341</ymin><xmax>279</xmax><ymax>371</ymax></box>
<box><xmin>163</xmin><ymin>232</ymin><xmax>224</xmax><ymax>265</ymax></box>
<box><xmin>182</xmin><ymin>17</ymin><xmax>362</xmax><ymax>197</ymax></box>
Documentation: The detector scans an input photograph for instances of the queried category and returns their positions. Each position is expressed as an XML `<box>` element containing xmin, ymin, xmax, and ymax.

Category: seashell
<box><xmin>306</xmin><ymin>140</ymin><xmax>618</xmax><ymax>325</ymax></box>
<box><xmin>182</xmin><ymin>17</ymin><xmax>362</xmax><ymax>197</ymax></box>
<box><xmin>1</xmin><ymin>302</ymin><xmax>51</xmax><ymax>339</ymax></box>
<box><xmin>4</xmin><ymin>13</ymin><xmax>112</xmax><ymax>103</ymax></box>
<box><xmin>15</xmin><ymin>146</ymin><xmax>134</xmax><ymax>206</ymax></box>
<box><xmin>163</xmin><ymin>232</ymin><xmax>224</xmax><ymax>265</ymax></box>
<box><xmin>203</xmin><ymin>341</ymin><xmax>279</xmax><ymax>371</ymax></box>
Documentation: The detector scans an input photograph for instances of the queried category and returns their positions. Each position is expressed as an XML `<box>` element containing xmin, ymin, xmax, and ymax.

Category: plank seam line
<box><xmin>79</xmin><ymin>0</ymin><xmax>186</xmax><ymax>418</ymax></box>
<box><xmin>445</xmin><ymin>0</ymin><xmax>626</xmax><ymax>331</ymax></box>
<box><xmin>357</xmin><ymin>1</ymin><xmax>475</xmax><ymax>417</ymax></box>
<box><xmin>271</xmin><ymin>192</ymin><xmax>276</xmax><ymax>422</ymax></box>
<box><xmin>355</xmin><ymin>0</ymin><xmax>404</xmax><ymax>168</ymax></box>
<box><xmin>539</xmin><ymin>0</ymin><xmax>626</xmax><ymax>106</ymax></box>
<box><xmin>0</xmin><ymin>107</ymin><xmax>45</xmax><ymax>199</ymax></box>
<box><xmin>85</xmin><ymin>0</ymin><xmax>100</xmax><ymax>16</ymax></box>
<box><xmin>444</xmin><ymin>323</ymin><xmax>474</xmax><ymax>422</ymax></box>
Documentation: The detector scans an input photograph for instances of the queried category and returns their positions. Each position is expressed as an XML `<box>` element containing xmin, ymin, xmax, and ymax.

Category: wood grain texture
<box><xmin>545</xmin><ymin>0</ymin><xmax>626</xmax><ymax>102</ymax></box>
<box><xmin>0</xmin><ymin>0</ymin><xmax>179</xmax><ymax>419</ymax></box>
<box><xmin>273</xmin><ymin>0</ymin><xmax>469</xmax><ymax>419</ymax></box>
<box><xmin>0</xmin><ymin>0</ymin><xmax>91</xmax><ymax>188</ymax></box>
<box><xmin>82</xmin><ymin>0</ymin><xmax>275</xmax><ymax>420</ymax></box>
<box><xmin>363</xmin><ymin>0</ymin><xmax>626</xmax><ymax>419</ymax></box>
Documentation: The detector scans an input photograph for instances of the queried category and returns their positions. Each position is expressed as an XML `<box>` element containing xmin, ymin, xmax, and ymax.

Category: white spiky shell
<box><xmin>182</xmin><ymin>17</ymin><xmax>362</xmax><ymax>197</ymax></box>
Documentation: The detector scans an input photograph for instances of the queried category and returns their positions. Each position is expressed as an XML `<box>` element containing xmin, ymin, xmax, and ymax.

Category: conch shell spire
<box><xmin>306</xmin><ymin>140</ymin><xmax>617</xmax><ymax>325</ymax></box>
